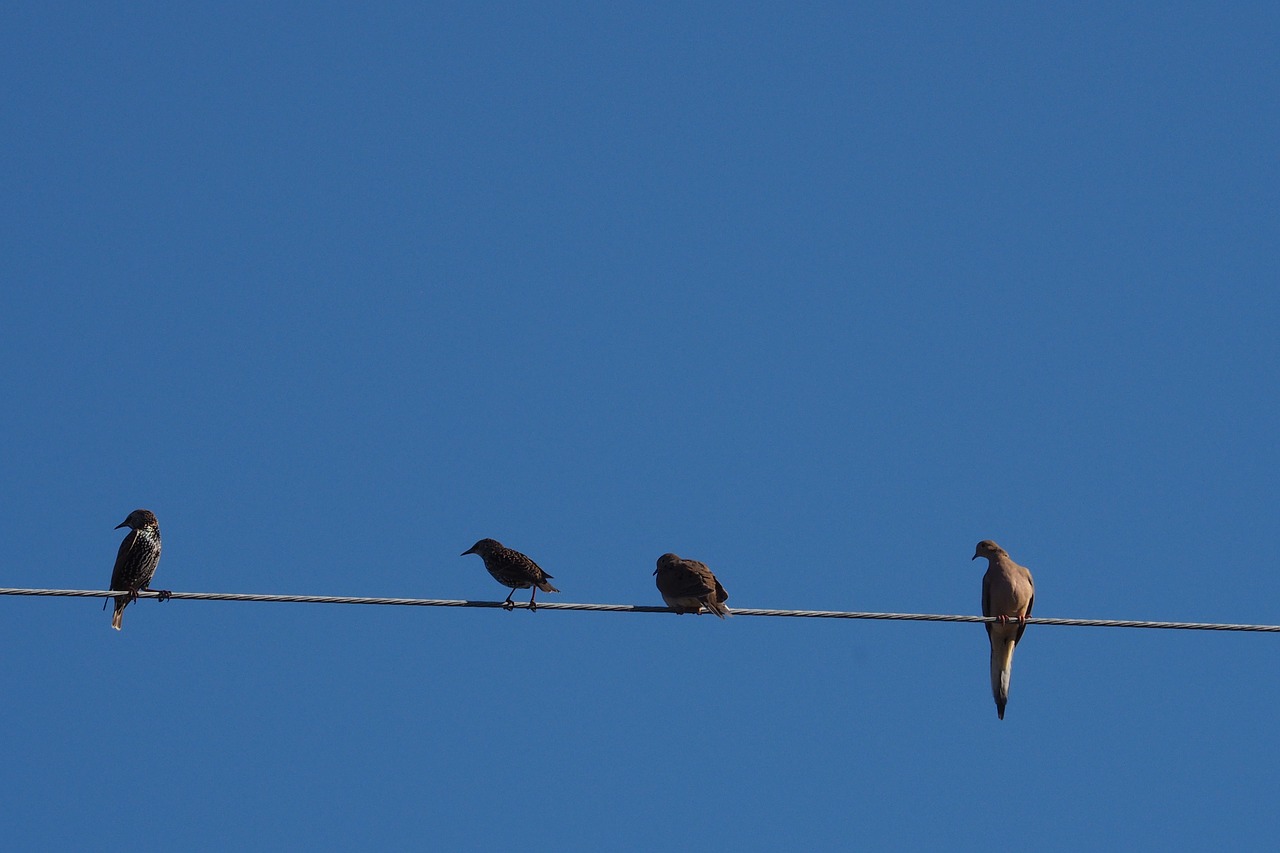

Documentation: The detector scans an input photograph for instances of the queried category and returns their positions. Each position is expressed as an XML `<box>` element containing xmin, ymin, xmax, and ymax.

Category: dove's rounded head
<box><xmin>461</xmin><ymin>538</ymin><xmax>502</xmax><ymax>557</ymax></box>
<box><xmin>654</xmin><ymin>553</ymin><xmax>682</xmax><ymax>575</ymax></box>
<box><xmin>116</xmin><ymin>509</ymin><xmax>159</xmax><ymax>530</ymax></box>
<box><xmin>972</xmin><ymin>540</ymin><xmax>1005</xmax><ymax>561</ymax></box>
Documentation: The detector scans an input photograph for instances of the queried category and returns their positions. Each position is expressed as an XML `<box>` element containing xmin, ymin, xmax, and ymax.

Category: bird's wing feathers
<box><xmin>981</xmin><ymin>569</ymin><xmax>993</xmax><ymax>638</ymax></box>
<box><xmin>659</xmin><ymin>559</ymin><xmax>720</xmax><ymax>599</ymax></box>
<box><xmin>1014</xmin><ymin>567</ymin><xmax>1034</xmax><ymax>644</ymax></box>
<box><xmin>500</xmin><ymin>549</ymin><xmax>549</xmax><ymax>580</ymax></box>
<box><xmin>1015</xmin><ymin>592</ymin><xmax>1033</xmax><ymax>644</ymax></box>
<box><xmin>712</xmin><ymin>575</ymin><xmax>728</xmax><ymax>604</ymax></box>
<box><xmin>109</xmin><ymin>530</ymin><xmax>138</xmax><ymax>591</ymax></box>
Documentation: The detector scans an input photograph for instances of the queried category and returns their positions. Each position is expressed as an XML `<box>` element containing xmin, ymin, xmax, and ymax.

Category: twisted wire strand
<box><xmin>0</xmin><ymin>587</ymin><xmax>1276</xmax><ymax>632</ymax></box>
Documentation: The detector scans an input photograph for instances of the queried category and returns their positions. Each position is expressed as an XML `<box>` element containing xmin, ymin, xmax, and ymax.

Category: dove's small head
<box><xmin>462</xmin><ymin>538</ymin><xmax>502</xmax><ymax>558</ymax></box>
<box><xmin>116</xmin><ymin>509</ymin><xmax>159</xmax><ymax>531</ymax></box>
<box><xmin>654</xmin><ymin>553</ymin><xmax>682</xmax><ymax>575</ymax></box>
<box><xmin>972</xmin><ymin>540</ymin><xmax>1005</xmax><ymax>561</ymax></box>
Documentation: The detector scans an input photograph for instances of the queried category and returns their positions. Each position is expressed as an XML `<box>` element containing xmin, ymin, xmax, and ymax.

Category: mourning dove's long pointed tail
<box><xmin>989</xmin><ymin>631</ymin><xmax>1017</xmax><ymax>720</ymax></box>
<box><xmin>704</xmin><ymin>599</ymin><xmax>731</xmax><ymax>618</ymax></box>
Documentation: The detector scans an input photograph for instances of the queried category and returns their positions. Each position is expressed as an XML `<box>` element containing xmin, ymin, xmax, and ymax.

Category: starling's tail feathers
<box><xmin>537</xmin><ymin>579</ymin><xmax>560</xmax><ymax>593</ymax></box>
<box><xmin>111</xmin><ymin>600</ymin><xmax>126</xmax><ymax>631</ymax></box>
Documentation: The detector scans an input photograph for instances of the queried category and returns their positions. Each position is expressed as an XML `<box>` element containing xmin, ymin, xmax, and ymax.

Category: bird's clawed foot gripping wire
<box><xmin>151</xmin><ymin>589</ymin><xmax>172</xmax><ymax>603</ymax></box>
<box><xmin>499</xmin><ymin>590</ymin><xmax>539</xmax><ymax>612</ymax></box>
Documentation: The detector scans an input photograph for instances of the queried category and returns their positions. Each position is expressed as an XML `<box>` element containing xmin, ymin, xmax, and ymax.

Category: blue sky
<box><xmin>2</xmin><ymin>2</ymin><xmax>1277</xmax><ymax>850</ymax></box>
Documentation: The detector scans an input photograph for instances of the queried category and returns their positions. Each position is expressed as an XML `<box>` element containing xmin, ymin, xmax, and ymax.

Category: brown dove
<box><xmin>972</xmin><ymin>540</ymin><xmax>1035</xmax><ymax>720</ymax></box>
<box><xmin>654</xmin><ymin>553</ymin><xmax>730</xmax><ymax>618</ymax></box>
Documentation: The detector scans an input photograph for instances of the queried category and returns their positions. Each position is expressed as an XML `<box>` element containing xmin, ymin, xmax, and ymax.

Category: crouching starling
<box><xmin>106</xmin><ymin>509</ymin><xmax>167</xmax><ymax>631</ymax></box>
<box><xmin>973</xmin><ymin>540</ymin><xmax>1035</xmax><ymax>720</ymax></box>
<box><xmin>654</xmin><ymin>553</ymin><xmax>730</xmax><ymax>618</ymax></box>
<box><xmin>461</xmin><ymin>538</ymin><xmax>559</xmax><ymax>611</ymax></box>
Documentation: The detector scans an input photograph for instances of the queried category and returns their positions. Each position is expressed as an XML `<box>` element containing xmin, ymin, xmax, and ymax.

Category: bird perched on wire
<box><xmin>106</xmin><ymin>509</ymin><xmax>167</xmax><ymax>631</ymax></box>
<box><xmin>654</xmin><ymin>553</ymin><xmax>730</xmax><ymax>618</ymax></box>
<box><xmin>461</xmin><ymin>538</ymin><xmax>559</xmax><ymax>611</ymax></box>
<box><xmin>972</xmin><ymin>539</ymin><xmax>1035</xmax><ymax>719</ymax></box>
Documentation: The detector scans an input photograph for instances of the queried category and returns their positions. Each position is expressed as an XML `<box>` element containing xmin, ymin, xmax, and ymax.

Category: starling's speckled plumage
<box><xmin>461</xmin><ymin>538</ymin><xmax>559</xmax><ymax>611</ymax></box>
<box><xmin>654</xmin><ymin>553</ymin><xmax>730</xmax><ymax>618</ymax></box>
<box><xmin>973</xmin><ymin>539</ymin><xmax>1036</xmax><ymax>720</ymax></box>
<box><xmin>108</xmin><ymin>509</ymin><xmax>165</xmax><ymax>631</ymax></box>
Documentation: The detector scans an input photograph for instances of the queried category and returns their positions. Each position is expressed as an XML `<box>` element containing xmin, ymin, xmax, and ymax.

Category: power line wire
<box><xmin>0</xmin><ymin>587</ymin><xmax>1276</xmax><ymax>632</ymax></box>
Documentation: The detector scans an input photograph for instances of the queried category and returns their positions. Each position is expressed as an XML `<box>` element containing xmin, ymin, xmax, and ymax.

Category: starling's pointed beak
<box><xmin>652</xmin><ymin>568</ymin><xmax>658</xmax><ymax>576</ymax></box>
<box><xmin>115</xmin><ymin>520</ymin><xmax>129</xmax><ymax>530</ymax></box>
<box><xmin>971</xmin><ymin>553</ymin><xmax>978</xmax><ymax>560</ymax></box>
<box><xmin>461</xmin><ymin>548</ymin><xmax>474</xmax><ymax>557</ymax></box>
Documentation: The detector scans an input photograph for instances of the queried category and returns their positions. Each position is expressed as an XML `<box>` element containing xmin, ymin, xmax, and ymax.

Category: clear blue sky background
<box><xmin>2</xmin><ymin>2</ymin><xmax>1277</xmax><ymax>850</ymax></box>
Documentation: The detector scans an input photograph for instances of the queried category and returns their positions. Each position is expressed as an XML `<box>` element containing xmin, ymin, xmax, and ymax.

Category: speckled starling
<box><xmin>107</xmin><ymin>509</ymin><xmax>166</xmax><ymax>631</ymax></box>
<box><xmin>461</xmin><ymin>538</ymin><xmax>559</xmax><ymax>611</ymax></box>
<box><xmin>654</xmin><ymin>553</ymin><xmax>730</xmax><ymax>618</ymax></box>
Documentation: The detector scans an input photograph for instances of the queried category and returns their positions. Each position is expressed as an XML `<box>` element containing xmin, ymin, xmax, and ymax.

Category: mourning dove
<box><xmin>654</xmin><ymin>553</ymin><xmax>730</xmax><ymax>618</ymax></box>
<box><xmin>461</xmin><ymin>538</ymin><xmax>559</xmax><ymax>611</ymax></box>
<box><xmin>972</xmin><ymin>540</ymin><xmax>1035</xmax><ymax>719</ymax></box>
